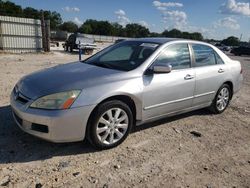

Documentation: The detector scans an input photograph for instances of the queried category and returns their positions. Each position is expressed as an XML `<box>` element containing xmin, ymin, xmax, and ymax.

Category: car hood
<box><xmin>17</xmin><ymin>62</ymin><xmax>126</xmax><ymax>99</ymax></box>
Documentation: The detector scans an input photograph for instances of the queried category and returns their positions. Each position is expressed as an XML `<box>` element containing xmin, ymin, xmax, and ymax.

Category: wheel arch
<box><xmin>99</xmin><ymin>95</ymin><xmax>137</xmax><ymax>122</ymax></box>
<box><xmin>86</xmin><ymin>94</ymin><xmax>141</xmax><ymax>130</ymax></box>
<box><xmin>223</xmin><ymin>81</ymin><xmax>233</xmax><ymax>99</ymax></box>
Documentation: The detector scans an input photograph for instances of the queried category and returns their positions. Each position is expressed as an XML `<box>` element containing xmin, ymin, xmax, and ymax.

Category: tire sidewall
<box><xmin>213</xmin><ymin>84</ymin><xmax>231</xmax><ymax>114</ymax></box>
<box><xmin>87</xmin><ymin>100</ymin><xmax>133</xmax><ymax>149</ymax></box>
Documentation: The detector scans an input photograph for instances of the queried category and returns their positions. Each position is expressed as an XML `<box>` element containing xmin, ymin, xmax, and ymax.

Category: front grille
<box><xmin>13</xmin><ymin>87</ymin><xmax>30</xmax><ymax>104</ymax></box>
<box><xmin>16</xmin><ymin>95</ymin><xmax>29</xmax><ymax>104</ymax></box>
<box><xmin>31</xmin><ymin>123</ymin><xmax>49</xmax><ymax>133</ymax></box>
<box><xmin>13</xmin><ymin>112</ymin><xmax>23</xmax><ymax>125</ymax></box>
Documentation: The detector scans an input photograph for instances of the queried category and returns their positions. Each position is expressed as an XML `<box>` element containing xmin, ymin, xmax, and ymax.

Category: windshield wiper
<box><xmin>91</xmin><ymin>62</ymin><xmax>114</xmax><ymax>69</ymax></box>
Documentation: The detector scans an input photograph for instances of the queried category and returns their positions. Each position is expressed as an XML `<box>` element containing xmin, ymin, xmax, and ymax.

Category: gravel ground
<box><xmin>0</xmin><ymin>51</ymin><xmax>249</xmax><ymax>188</ymax></box>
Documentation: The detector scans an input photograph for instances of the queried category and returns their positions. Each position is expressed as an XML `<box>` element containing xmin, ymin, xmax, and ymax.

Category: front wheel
<box><xmin>87</xmin><ymin>100</ymin><xmax>133</xmax><ymax>149</ymax></box>
<box><xmin>69</xmin><ymin>46</ymin><xmax>73</xmax><ymax>52</ymax></box>
<box><xmin>209</xmin><ymin>84</ymin><xmax>231</xmax><ymax>114</ymax></box>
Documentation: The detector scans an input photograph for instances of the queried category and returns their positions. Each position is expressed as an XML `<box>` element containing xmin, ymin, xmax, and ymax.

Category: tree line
<box><xmin>59</xmin><ymin>20</ymin><xmax>204</xmax><ymax>40</ymax></box>
<box><xmin>0</xmin><ymin>0</ymin><xmax>62</xmax><ymax>29</ymax></box>
<box><xmin>0</xmin><ymin>0</ymin><xmax>203</xmax><ymax>40</ymax></box>
<box><xmin>0</xmin><ymin>0</ymin><xmax>241</xmax><ymax>45</ymax></box>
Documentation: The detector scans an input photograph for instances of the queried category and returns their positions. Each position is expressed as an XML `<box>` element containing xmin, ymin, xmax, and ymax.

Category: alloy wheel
<box><xmin>216</xmin><ymin>87</ymin><xmax>230</xmax><ymax>111</ymax></box>
<box><xmin>96</xmin><ymin>108</ymin><xmax>129</xmax><ymax>145</ymax></box>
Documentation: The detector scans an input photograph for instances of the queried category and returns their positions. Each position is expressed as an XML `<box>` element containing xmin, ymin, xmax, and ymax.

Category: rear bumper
<box><xmin>10</xmin><ymin>91</ymin><xmax>95</xmax><ymax>143</ymax></box>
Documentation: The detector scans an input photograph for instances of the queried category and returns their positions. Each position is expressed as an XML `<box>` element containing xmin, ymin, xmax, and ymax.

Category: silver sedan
<box><xmin>10</xmin><ymin>38</ymin><xmax>243</xmax><ymax>149</ymax></box>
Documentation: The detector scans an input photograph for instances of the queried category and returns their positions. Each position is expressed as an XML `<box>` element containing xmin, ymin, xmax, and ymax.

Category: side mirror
<box><xmin>153</xmin><ymin>64</ymin><xmax>172</xmax><ymax>74</ymax></box>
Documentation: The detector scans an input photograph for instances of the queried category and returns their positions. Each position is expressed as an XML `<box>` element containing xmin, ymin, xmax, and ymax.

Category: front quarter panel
<box><xmin>71</xmin><ymin>76</ymin><xmax>144</xmax><ymax>120</ymax></box>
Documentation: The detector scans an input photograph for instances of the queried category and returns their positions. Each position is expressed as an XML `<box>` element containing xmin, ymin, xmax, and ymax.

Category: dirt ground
<box><xmin>0</xmin><ymin>50</ymin><xmax>249</xmax><ymax>188</ymax></box>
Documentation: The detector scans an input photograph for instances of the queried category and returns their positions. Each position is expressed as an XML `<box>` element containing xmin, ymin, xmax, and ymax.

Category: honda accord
<box><xmin>10</xmin><ymin>38</ymin><xmax>243</xmax><ymax>149</ymax></box>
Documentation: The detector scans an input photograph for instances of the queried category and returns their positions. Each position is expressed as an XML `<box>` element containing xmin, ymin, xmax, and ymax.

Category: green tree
<box><xmin>162</xmin><ymin>29</ymin><xmax>203</xmax><ymax>41</ymax></box>
<box><xmin>78</xmin><ymin>24</ymin><xmax>92</xmax><ymax>34</ymax></box>
<box><xmin>150</xmin><ymin>32</ymin><xmax>162</xmax><ymax>37</ymax></box>
<box><xmin>79</xmin><ymin>19</ymin><xmax>115</xmax><ymax>35</ymax></box>
<box><xmin>221</xmin><ymin>36</ymin><xmax>239</xmax><ymax>46</ymax></box>
<box><xmin>190</xmin><ymin>32</ymin><xmax>203</xmax><ymax>40</ymax></box>
<box><xmin>125</xmin><ymin>23</ymin><xmax>150</xmax><ymax>38</ymax></box>
<box><xmin>23</xmin><ymin>7</ymin><xmax>40</xmax><ymax>19</ymax></box>
<box><xmin>0</xmin><ymin>1</ymin><xmax>63</xmax><ymax>30</ymax></box>
<box><xmin>97</xmin><ymin>21</ymin><xmax>114</xmax><ymax>35</ymax></box>
<box><xmin>43</xmin><ymin>11</ymin><xmax>63</xmax><ymax>30</ymax></box>
<box><xmin>59</xmin><ymin>21</ymin><xmax>78</xmax><ymax>33</ymax></box>
<box><xmin>162</xmin><ymin>29</ymin><xmax>182</xmax><ymax>38</ymax></box>
<box><xmin>83</xmin><ymin>19</ymin><xmax>99</xmax><ymax>34</ymax></box>
<box><xmin>0</xmin><ymin>0</ymin><xmax>23</xmax><ymax>17</ymax></box>
<box><xmin>79</xmin><ymin>21</ymin><xmax>150</xmax><ymax>37</ymax></box>
<box><xmin>111</xmin><ymin>22</ymin><xmax>124</xmax><ymax>36</ymax></box>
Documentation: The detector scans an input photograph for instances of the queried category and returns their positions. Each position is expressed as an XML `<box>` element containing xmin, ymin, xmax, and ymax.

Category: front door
<box><xmin>142</xmin><ymin>43</ymin><xmax>195</xmax><ymax>120</ymax></box>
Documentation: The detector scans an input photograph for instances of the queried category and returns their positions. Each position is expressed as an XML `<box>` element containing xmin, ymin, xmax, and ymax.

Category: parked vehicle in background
<box><xmin>11</xmin><ymin>38</ymin><xmax>243</xmax><ymax>149</ymax></box>
<box><xmin>64</xmin><ymin>33</ymin><xmax>97</xmax><ymax>55</ymax></box>
<box><xmin>215</xmin><ymin>43</ymin><xmax>231</xmax><ymax>52</ymax></box>
<box><xmin>222</xmin><ymin>46</ymin><xmax>231</xmax><ymax>52</ymax></box>
<box><xmin>231</xmin><ymin>46</ymin><xmax>250</xmax><ymax>56</ymax></box>
<box><xmin>115</xmin><ymin>39</ymin><xmax>125</xmax><ymax>43</ymax></box>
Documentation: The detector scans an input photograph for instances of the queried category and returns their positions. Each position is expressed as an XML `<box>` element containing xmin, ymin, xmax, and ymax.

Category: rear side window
<box><xmin>192</xmin><ymin>44</ymin><xmax>216</xmax><ymax>67</ymax></box>
<box><xmin>215</xmin><ymin>52</ymin><xmax>224</xmax><ymax>64</ymax></box>
<box><xmin>153</xmin><ymin>43</ymin><xmax>191</xmax><ymax>70</ymax></box>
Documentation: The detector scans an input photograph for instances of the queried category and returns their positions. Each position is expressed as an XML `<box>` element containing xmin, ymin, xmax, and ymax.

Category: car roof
<box><xmin>127</xmin><ymin>37</ymin><xmax>183</xmax><ymax>44</ymax></box>
<box><xmin>126</xmin><ymin>37</ymin><xmax>218</xmax><ymax>48</ymax></box>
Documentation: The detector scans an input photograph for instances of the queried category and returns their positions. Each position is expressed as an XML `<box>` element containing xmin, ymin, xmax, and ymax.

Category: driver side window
<box><xmin>154</xmin><ymin>43</ymin><xmax>191</xmax><ymax>70</ymax></box>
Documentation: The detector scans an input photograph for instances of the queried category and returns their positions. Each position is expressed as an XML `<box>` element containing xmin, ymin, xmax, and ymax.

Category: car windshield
<box><xmin>83</xmin><ymin>41</ymin><xmax>160</xmax><ymax>71</ymax></box>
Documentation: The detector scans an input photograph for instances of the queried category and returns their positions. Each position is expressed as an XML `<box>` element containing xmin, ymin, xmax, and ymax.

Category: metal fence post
<box><xmin>79</xmin><ymin>41</ymin><xmax>82</xmax><ymax>61</ymax></box>
<box><xmin>41</xmin><ymin>10</ymin><xmax>47</xmax><ymax>52</ymax></box>
<box><xmin>45</xmin><ymin>20</ymin><xmax>50</xmax><ymax>52</ymax></box>
<box><xmin>0</xmin><ymin>21</ymin><xmax>3</xmax><ymax>50</ymax></box>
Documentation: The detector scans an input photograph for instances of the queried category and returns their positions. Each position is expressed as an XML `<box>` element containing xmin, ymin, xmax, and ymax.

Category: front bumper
<box><xmin>10</xmin><ymin>91</ymin><xmax>95</xmax><ymax>143</ymax></box>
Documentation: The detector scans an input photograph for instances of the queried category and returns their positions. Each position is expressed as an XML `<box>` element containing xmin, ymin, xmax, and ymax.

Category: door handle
<box><xmin>184</xmin><ymin>74</ymin><xmax>195</xmax><ymax>80</ymax></box>
<box><xmin>218</xmin><ymin>68</ymin><xmax>225</xmax><ymax>73</ymax></box>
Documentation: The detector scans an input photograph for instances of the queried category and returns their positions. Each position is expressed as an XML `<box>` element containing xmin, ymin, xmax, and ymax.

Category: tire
<box><xmin>209</xmin><ymin>84</ymin><xmax>232</xmax><ymax>114</ymax></box>
<box><xmin>70</xmin><ymin>46</ymin><xmax>73</xmax><ymax>52</ymax></box>
<box><xmin>87</xmin><ymin>100</ymin><xmax>133</xmax><ymax>149</ymax></box>
<box><xmin>64</xmin><ymin>46</ymin><xmax>68</xmax><ymax>52</ymax></box>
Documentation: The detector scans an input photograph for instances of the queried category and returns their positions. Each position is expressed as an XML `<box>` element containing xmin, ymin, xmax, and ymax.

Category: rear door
<box><xmin>191</xmin><ymin>44</ymin><xmax>227</xmax><ymax>106</ymax></box>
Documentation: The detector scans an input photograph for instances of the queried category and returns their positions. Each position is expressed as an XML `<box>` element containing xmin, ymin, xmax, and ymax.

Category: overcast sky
<box><xmin>11</xmin><ymin>0</ymin><xmax>250</xmax><ymax>41</ymax></box>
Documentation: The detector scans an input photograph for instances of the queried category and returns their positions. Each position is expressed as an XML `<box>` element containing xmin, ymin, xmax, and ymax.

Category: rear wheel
<box><xmin>209</xmin><ymin>84</ymin><xmax>231</xmax><ymax>114</ymax></box>
<box><xmin>64</xmin><ymin>46</ymin><xmax>68</xmax><ymax>52</ymax></box>
<box><xmin>87</xmin><ymin>100</ymin><xmax>133</xmax><ymax>149</ymax></box>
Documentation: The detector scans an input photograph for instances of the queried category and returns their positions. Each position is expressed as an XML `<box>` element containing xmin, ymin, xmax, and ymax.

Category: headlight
<box><xmin>30</xmin><ymin>90</ymin><xmax>81</xmax><ymax>110</ymax></box>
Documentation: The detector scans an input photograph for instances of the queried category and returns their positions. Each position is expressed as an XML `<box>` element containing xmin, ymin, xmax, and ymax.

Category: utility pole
<box><xmin>239</xmin><ymin>34</ymin><xmax>242</xmax><ymax>42</ymax></box>
<box><xmin>41</xmin><ymin>10</ymin><xmax>46</xmax><ymax>52</ymax></box>
<box><xmin>45</xmin><ymin>20</ymin><xmax>50</xmax><ymax>52</ymax></box>
<box><xmin>0</xmin><ymin>21</ymin><xmax>3</xmax><ymax>50</ymax></box>
<box><xmin>41</xmin><ymin>10</ymin><xmax>50</xmax><ymax>52</ymax></box>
